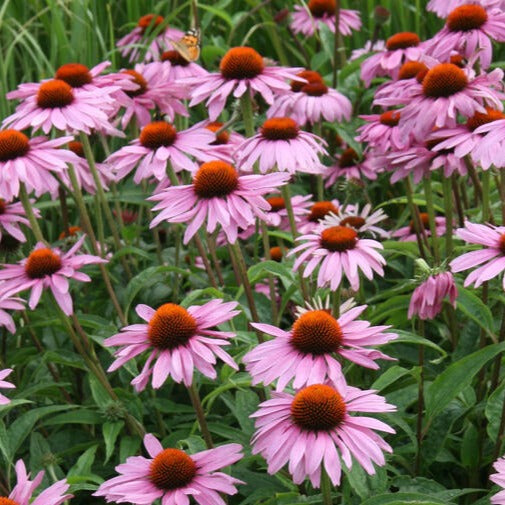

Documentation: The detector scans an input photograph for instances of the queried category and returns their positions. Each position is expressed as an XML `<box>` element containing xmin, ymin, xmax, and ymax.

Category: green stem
<box><xmin>19</xmin><ymin>183</ymin><xmax>46</xmax><ymax>244</ymax></box>
<box><xmin>404</xmin><ymin>178</ymin><xmax>428</xmax><ymax>260</ymax></box>
<box><xmin>332</xmin><ymin>286</ymin><xmax>341</xmax><ymax>318</ymax></box>
<box><xmin>442</xmin><ymin>176</ymin><xmax>453</xmax><ymax>259</ymax></box>
<box><xmin>320</xmin><ymin>467</ymin><xmax>333</xmax><ymax>505</ymax></box>
<box><xmin>281</xmin><ymin>184</ymin><xmax>298</xmax><ymax>239</ymax></box>
<box><xmin>415</xmin><ymin>319</ymin><xmax>425</xmax><ymax>475</ymax></box>
<box><xmin>240</xmin><ymin>93</ymin><xmax>256</xmax><ymax>137</ymax></box>
<box><xmin>79</xmin><ymin>133</ymin><xmax>133</xmax><ymax>279</ymax></box>
<box><xmin>193</xmin><ymin>234</ymin><xmax>218</xmax><ymax>289</ymax></box>
<box><xmin>260</xmin><ymin>222</ymin><xmax>278</xmax><ymax>322</ymax></box>
<box><xmin>423</xmin><ymin>177</ymin><xmax>440</xmax><ymax>264</ymax></box>
<box><xmin>187</xmin><ymin>383</ymin><xmax>214</xmax><ymax>449</ymax></box>
<box><xmin>482</xmin><ymin>170</ymin><xmax>491</xmax><ymax>222</ymax></box>
<box><xmin>66</xmin><ymin>166</ymin><xmax>127</xmax><ymax>326</ymax></box>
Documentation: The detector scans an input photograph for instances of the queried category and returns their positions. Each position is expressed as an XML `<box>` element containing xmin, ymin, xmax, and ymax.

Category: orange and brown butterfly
<box><xmin>171</xmin><ymin>28</ymin><xmax>200</xmax><ymax>62</ymax></box>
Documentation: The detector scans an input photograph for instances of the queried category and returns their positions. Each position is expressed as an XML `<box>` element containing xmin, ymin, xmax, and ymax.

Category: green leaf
<box><xmin>102</xmin><ymin>421</ymin><xmax>124</xmax><ymax>463</ymax></box>
<box><xmin>68</xmin><ymin>445</ymin><xmax>98</xmax><ymax>477</ymax></box>
<box><xmin>425</xmin><ymin>342</ymin><xmax>505</xmax><ymax>425</ymax></box>
<box><xmin>361</xmin><ymin>492</ymin><xmax>452</xmax><ymax>504</ymax></box>
<box><xmin>486</xmin><ymin>379</ymin><xmax>505</xmax><ymax>442</ymax></box>
<box><xmin>456</xmin><ymin>286</ymin><xmax>496</xmax><ymax>340</ymax></box>
<box><xmin>44</xmin><ymin>409</ymin><xmax>104</xmax><ymax>426</ymax></box>
<box><xmin>372</xmin><ymin>366</ymin><xmax>411</xmax><ymax>391</ymax></box>
<box><xmin>392</xmin><ymin>330</ymin><xmax>447</xmax><ymax>357</ymax></box>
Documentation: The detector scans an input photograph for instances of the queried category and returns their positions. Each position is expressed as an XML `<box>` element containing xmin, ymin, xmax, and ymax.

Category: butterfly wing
<box><xmin>172</xmin><ymin>30</ymin><xmax>200</xmax><ymax>62</ymax></box>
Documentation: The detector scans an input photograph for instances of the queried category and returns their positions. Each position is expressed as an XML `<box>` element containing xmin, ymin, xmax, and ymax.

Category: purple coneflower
<box><xmin>0</xmin><ymin>368</ymin><xmax>15</xmax><ymax>404</ymax></box>
<box><xmin>491</xmin><ymin>455</ymin><xmax>505</xmax><ymax>504</ymax></box>
<box><xmin>105</xmin><ymin>299</ymin><xmax>239</xmax><ymax>391</ymax></box>
<box><xmin>393</xmin><ymin>213</ymin><xmax>447</xmax><ymax>242</ymax></box>
<box><xmin>251</xmin><ymin>383</ymin><xmax>395</xmax><ymax>487</ymax></box>
<box><xmin>0</xmin><ymin>235</ymin><xmax>106</xmax><ymax>315</ymax></box>
<box><xmin>95</xmin><ymin>434</ymin><xmax>243</xmax><ymax>505</ymax></box>
<box><xmin>149</xmin><ymin>160</ymin><xmax>290</xmax><ymax>244</ymax></box>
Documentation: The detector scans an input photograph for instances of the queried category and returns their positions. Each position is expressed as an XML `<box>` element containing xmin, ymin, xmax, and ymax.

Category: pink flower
<box><xmin>267</xmin><ymin>81</ymin><xmax>351</xmax><ymax>126</ymax></box>
<box><xmin>356</xmin><ymin>111</ymin><xmax>408</xmax><ymax>153</ymax></box>
<box><xmin>117</xmin><ymin>63</ymin><xmax>188</xmax><ymax>128</ymax></box>
<box><xmin>408</xmin><ymin>271</ymin><xmax>458</xmax><ymax>320</ymax></box>
<box><xmin>95</xmin><ymin>434</ymin><xmax>243</xmax><ymax>505</ymax></box>
<box><xmin>155</xmin><ymin>51</ymin><xmax>209</xmax><ymax>87</ymax></box>
<box><xmin>490</xmin><ymin>455</ymin><xmax>505</xmax><ymax>504</ymax></box>
<box><xmin>0</xmin><ymin>235</ymin><xmax>106</xmax><ymax>315</ymax></box>
<box><xmin>473</xmin><ymin>116</ymin><xmax>505</xmax><ymax>169</ymax></box>
<box><xmin>185</xmin><ymin>46</ymin><xmax>303</xmax><ymax>121</ymax></box>
<box><xmin>105</xmin><ymin>300</ymin><xmax>239</xmax><ymax>391</ymax></box>
<box><xmin>149</xmin><ymin>161</ymin><xmax>290</xmax><ymax>244</ymax></box>
<box><xmin>116</xmin><ymin>14</ymin><xmax>184</xmax><ymax>62</ymax></box>
<box><xmin>235</xmin><ymin>117</ymin><xmax>327</xmax><ymax>174</ymax></box>
<box><xmin>202</xmin><ymin>121</ymin><xmax>246</xmax><ymax>163</ymax></box>
<box><xmin>382</xmin><ymin>137</ymin><xmax>467</xmax><ymax>184</ymax></box>
<box><xmin>290</xmin><ymin>222</ymin><xmax>386</xmax><ymax>291</ymax></box>
<box><xmin>426</xmin><ymin>4</ymin><xmax>505</xmax><ymax>69</ymax></box>
<box><xmin>0</xmin><ymin>131</ymin><xmax>79</xmax><ymax>200</ymax></box>
<box><xmin>107</xmin><ymin>121</ymin><xmax>216</xmax><ymax>183</ymax></box>
<box><xmin>361</xmin><ymin>32</ymin><xmax>425</xmax><ymax>87</ymax></box>
<box><xmin>428</xmin><ymin>0</ymin><xmax>503</xmax><ymax>17</ymax></box>
<box><xmin>290</xmin><ymin>1</ymin><xmax>361</xmax><ymax>37</ymax></box>
<box><xmin>393</xmin><ymin>213</ymin><xmax>447</xmax><ymax>242</ymax></box>
<box><xmin>375</xmin><ymin>62</ymin><xmax>505</xmax><ymax>142</ymax></box>
<box><xmin>325</xmin><ymin>148</ymin><xmax>378</xmax><ymax>185</ymax></box>
<box><xmin>60</xmin><ymin>140</ymin><xmax>113</xmax><ymax>194</ymax></box>
<box><xmin>263</xmin><ymin>194</ymin><xmax>313</xmax><ymax>229</ymax></box>
<box><xmin>3</xmin><ymin>78</ymin><xmax>121</xmax><ymax>136</ymax></box>
<box><xmin>0</xmin><ymin>368</ymin><xmax>15</xmax><ymax>404</ymax></box>
<box><xmin>4</xmin><ymin>460</ymin><xmax>72</xmax><ymax>505</ymax></box>
<box><xmin>450</xmin><ymin>222</ymin><xmax>505</xmax><ymax>289</ymax></box>
<box><xmin>0</xmin><ymin>199</ymin><xmax>38</xmax><ymax>243</ymax></box>
<box><xmin>297</xmin><ymin>199</ymin><xmax>342</xmax><ymax>234</ymax></box>
<box><xmin>251</xmin><ymin>383</ymin><xmax>395</xmax><ymax>487</ymax></box>
<box><xmin>0</xmin><ymin>291</ymin><xmax>24</xmax><ymax>334</ymax></box>
<box><xmin>427</xmin><ymin>108</ymin><xmax>505</xmax><ymax>171</ymax></box>
<box><xmin>245</xmin><ymin>298</ymin><xmax>396</xmax><ymax>391</ymax></box>
<box><xmin>350</xmin><ymin>40</ymin><xmax>386</xmax><ymax>61</ymax></box>
<box><xmin>325</xmin><ymin>204</ymin><xmax>390</xmax><ymax>239</ymax></box>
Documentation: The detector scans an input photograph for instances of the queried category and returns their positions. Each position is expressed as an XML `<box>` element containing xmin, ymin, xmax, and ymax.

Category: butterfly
<box><xmin>172</xmin><ymin>28</ymin><xmax>200</xmax><ymax>62</ymax></box>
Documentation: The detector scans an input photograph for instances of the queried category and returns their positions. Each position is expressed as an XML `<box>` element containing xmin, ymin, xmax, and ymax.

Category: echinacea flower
<box><xmin>373</xmin><ymin>60</ymin><xmax>429</xmax><ymax>102</ymax></box>
<box><xmin>0</xmin><ymin>235</ymin><xmax>106</xmax><ymax>315</ymax></box>
<box><xmin>375</xmin><ymin>62</ymin><xmax>505</xmax><ymax>142</ymax></box>
<box><xmin>472</xmin><ymin>116</ymin><xmax>505</xmax><ymax>169</ymax></box>
<box><xmin>298</xmin><ymin>199</ymin><xmax>342</xmax><ymax>234</ymax></box>
<box><xmin>3</xmin><ymin>78</ymin><xmax>121</xmax><ymax>136</ymax></box>
<box><xmin>204</xmin><ymin>121</ymin><xmax>245</xmax><ymax>162</ymax></box>
<box><xmin>117</xmin><ymin>63</ymin><xmax>188</xmax><ymax>128</ymax></box>
<box><xmin>0</xmin><ymin>199</ymin><xmax>39</xmax><ymax>243</ymax></box>
<box><xmin>2</xmin><ymin>459</ymin><xmax>72</xmax><ymax>505</ymax></box>
<box><xmin>408</xmin><ymin>270</ymin><xmax>458</xmax><ymax>320</ymax></box>
<box><xmin>251</xmin><ymin>383</ymin><xmax>395</xmax><ymax>487</ymax></box>
<box><xmin>0</xmin><ymin>368</ymin><xmax>15</xmax><ymax>404</ymax></box>
<box><xmin>324</xmin><ymin>204</ymin><xmax>390</xmax><ymax>239</ymax></box>
<box><xmin>0</xmin><ymin>130</ymin><xmax>79</xmax><ymax>200</ymax></box>
<box><xmin>235</xmin><ymin>117</ymin><xmax>327</xmax><ymax>174</ymax></box>
<box><xmin>381</xmin><ymin>136</ymin><xmax>467</xmax><ymax>183</ymax></box>
<box><xmin>392</xmin><ymin>213</ymin><xmax>447</xmax><ymax>242</ymax></box>
<box><xmin>267</xmin><ymin>80</ymin><xmax>352</xmax><ymax>126</ymax></box>
<box><xmin>361</xmin><ymin>32</ymin><xmax>424</xmax><ymax>87</ymax></box>
<box><xmin>356</xmin><ymin>110</ymin><xmax>408</xmax><ymax>153</ymax></box>
<box><xmin>325</xmin><ymin>148</ymin><xmax>378</xmax><ymax>185</ymax></box>
<box><xmin>105</xmin><ymin>300</ymin><xmax>240</xmax><ymax>391</ymax></box>
<box><xmin>450</xmin><ymin>221</ymin><xmax>505</xmax><ymax>289</ymax></box>
<box><xmin>245</xmin><ymin>299</ymin><xmax>396</xmax><ymax>391</ymax></box>
<box><xmin>186</xmin><ymin>46</ymin><xmax>303</xmax><ymax>121</ymax></box>
<box><xmin>290</xmin><ymin>222</ymin><xmax>386</xmax><ymax>291</ymax></box>
<box><xmin>290</xmin><ymin>0</ymin><xmax>361</xmax><ymax>37</ymax></box>
<box><xmin>149</xmin><ymin>161</ymin><xmax>290</xmax><ymax>244</ymax></box>
<box><xmin>427</xmin><ymin>0</ymin><xmax>503</xmax><ymax>17</ymax></box>
<box><xmin>426</xmin><ymin>3</ymin><xmax>505</xmax><ymax>68</ymax></box>
<box><xmin>106</xmin><ymin>121</ymin><xmax>216</xmax><ymax>183</ymax></box>
<box><xmin>116</xmin><ymin>14</ymin><xmax>184</xmax><ymax>63</ymax></box>
<box><xmin>95</xmin><ymin>434</ymin><xmax>243</xmax><ymax>505</ymax></box>
<box><xmin>263</xmin><ymin>194</ymin><xmax>312</xmax><ymax>229</ymax></box>
<box><xmin>0</xmin><ymin>291</ymin><xmax>24</xmax><ymax>334</ymax></box>
<box><xmin>490</xmin><ymin>454</ymin><xmax>505</xmax><ymax>504</ymax></box>
<box><xmin>350</xmin><ymin>40</ymin><xmax>386</xmax><ymax>61</ymax></box>
<box><xmin>61</xmin><ymin>140</ymin><xmax>113</xmax><ymax>194</ymax></box>
<box><xmin>158</xmin><ymin>50</ymin><xmax>209</xmax><ymax>83</ymax></box>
